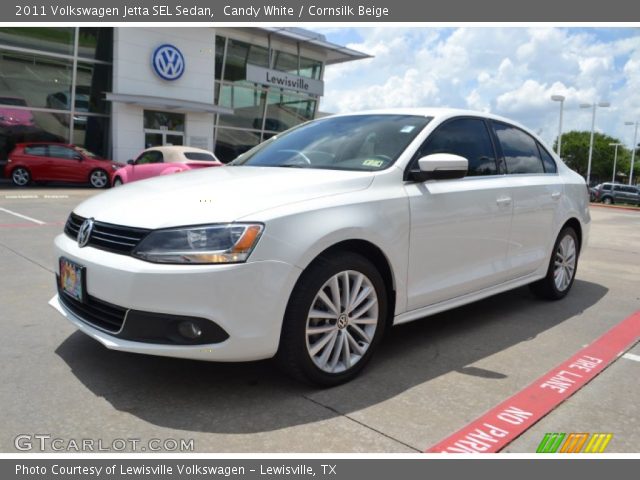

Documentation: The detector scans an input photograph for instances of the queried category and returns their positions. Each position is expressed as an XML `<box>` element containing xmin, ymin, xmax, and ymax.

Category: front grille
<box><xmin>64</xmin><ymin>212</ymin><xmax>151</xmax><ymax>255</ymax></box>
<box><xmin>57</xmin><ymin>282</ymin><xmax>127</xmax><ymax>333</ymax></box>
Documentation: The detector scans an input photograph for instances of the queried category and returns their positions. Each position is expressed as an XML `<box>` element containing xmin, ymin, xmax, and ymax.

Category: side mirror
<box><xmin>410</xmin><ymin>153</ymin><xmax>468</xmax><ymax>182</ymax></box>
<box><xmin>127</xmin><ymin>159</ymin><xmax>134</xmax><ymax>165</ymax></box>
<box><xmin>74</xmin><ymin>155</ymin><xmax>83</xmax><ymax>161</ymax></box>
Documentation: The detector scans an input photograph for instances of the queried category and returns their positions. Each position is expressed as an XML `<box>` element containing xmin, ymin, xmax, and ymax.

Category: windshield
<box><xmin>230</xmin><ymin>114</ymin><xmax>431</xmax><ymax>171</ymax></box>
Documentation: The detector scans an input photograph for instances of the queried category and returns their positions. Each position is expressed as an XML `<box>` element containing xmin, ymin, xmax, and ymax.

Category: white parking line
<box><xmin>0</xmin><ymin>207</ymin><xmax>46</xmax><ymax>225</ymax></box>
<box><xmin>622</xmin><ymin>352</ymin><xmax>640</xmax><ymax>363</ymax></box>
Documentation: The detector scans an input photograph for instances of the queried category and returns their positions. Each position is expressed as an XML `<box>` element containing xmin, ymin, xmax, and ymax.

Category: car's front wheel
<box><xmin>277</xmin><ymin>252</ymin><xmax>387</xmax><ymax>386</ymax></box>
<box><xmin>530</xmin><ymin>226</ymin><xmax>579</xmax><ymax>300</ymax></box>
<box><xmin>89</xmin><ymin>169</ymin><xmax>109</xmax><ymax>188</ymax></box>
<box><xmin>113</xmin><ymin>177</ymin><xmax>123</xmax><ymax>187</ymax></box>
<box><xmin>602</xmin><ymin>196</ymin><xmax>613</xmax><ymax>205</ymax></box>
<box><xmin>11</xmin><ymin>167</ymin><xmax>30</xmax><ymax>187</ymax></box>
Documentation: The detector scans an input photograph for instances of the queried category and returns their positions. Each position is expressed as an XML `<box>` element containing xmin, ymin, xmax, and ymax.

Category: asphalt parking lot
<box><xmin>1</xmin><ymin>185</ymin><xmax>639</xmax><ymax>453</ymax></box>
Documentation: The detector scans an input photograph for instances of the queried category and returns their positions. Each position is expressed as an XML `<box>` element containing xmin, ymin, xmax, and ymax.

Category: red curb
<box><xmin>425</xmin><ymin>310</ymin><xmax>640</xmax><ymax>453</ymax></box>
<box><xmin>590</xmin><ymin>203</ymin><xmax>640</xmax><ymax>213</ymax></box>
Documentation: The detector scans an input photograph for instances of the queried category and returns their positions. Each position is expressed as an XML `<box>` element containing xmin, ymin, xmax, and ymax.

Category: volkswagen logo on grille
<box><xmin>77</xmin><ymin>218</ymin><xmax>95</xmax><ymax>248</ymax></box>
<box><xmin>152</xmin><ymin>44</ymin><xmax>185</xmax><ymax>81</ymax></box>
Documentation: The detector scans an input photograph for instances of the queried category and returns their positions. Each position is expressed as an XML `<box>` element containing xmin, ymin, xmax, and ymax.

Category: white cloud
<box><xmin>321</xmin><ymin>27</ymin><xmax>640</xmax><ymax>147</ymax></box>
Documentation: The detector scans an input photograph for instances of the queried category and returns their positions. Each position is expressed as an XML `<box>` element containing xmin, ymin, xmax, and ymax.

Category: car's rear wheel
<box><xmin>89</xmin><ymin>169</ymin><xmax>109</xmax><ymax>188</ymax></box>
<box><xmin>602</xmin><ymin>196</ymin><xmax>613</xmax><ymax>205</ymax></box>
<box><xmin>277</xmin><ymin>252</ymin><xmax>387</xmax><ymax>386</ymax></box>
<box><xmin>530</xmin><ymin>226</ymin><xmax>579</xmax><ymax>300</ymax></box>
<box><xmin>11</xmin><ymin>167</ymin><xmax>30</xmax><ymax>187</ymax></box>
<box><xmin>113</xmin><ymin>177</ymin><xmax>123</xmax><ymax>187</ymax></box>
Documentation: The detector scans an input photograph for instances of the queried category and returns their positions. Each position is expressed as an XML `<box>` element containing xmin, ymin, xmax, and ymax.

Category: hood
<box><xmin>74</xmin><ymin>166</ymin><xmax>374</xmax><ymax>229</ymax></box>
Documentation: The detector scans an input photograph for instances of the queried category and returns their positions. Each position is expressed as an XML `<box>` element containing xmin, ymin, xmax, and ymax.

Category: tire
<box><xmin>113</xmin><ymin>177</ymin><xmax>123</xmax><ymax>187</ymax></box>
<box><xmin>89</xmin><ymin>169</ymin><xmax>109</xmax><ymax>188</ymax></box>
<box><xmin>530</xmin><ymin>227</ymin><xmax>579</xmax><ymax>300</ymax></box>
<box><xmin>11</xmin><ymin>167</ymin><xmax>30</xmax><ymax>187</ymax></box>
<box><xmin>277</xmin><ymin>252</ymin><xmax>388</xmax><ymax>386</ymax></box>
<box><xmin>602</xmin><ymin>196</ymin><xmax>613</xmax><ymax>205</ymax></box>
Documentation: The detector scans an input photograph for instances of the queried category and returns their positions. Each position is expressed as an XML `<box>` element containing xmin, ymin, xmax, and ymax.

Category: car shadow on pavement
<box><xmin>55</xmin><ymin>279</ymin><xmax>607</xmax><ymax>434</ymax></box>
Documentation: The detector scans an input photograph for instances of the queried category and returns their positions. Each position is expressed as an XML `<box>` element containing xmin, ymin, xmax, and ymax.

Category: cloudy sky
<box><xmin>317</xmin><ymin>27</ymin><xmax>640</xmax><ymax>150</ymax></box>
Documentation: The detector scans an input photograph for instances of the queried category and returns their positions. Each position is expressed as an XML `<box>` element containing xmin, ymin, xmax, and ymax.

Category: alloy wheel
<box><xmin>305</xmin><ymin>270</ymin><xmax>379</xmax><ymax>374</ymax></box>
<box><xmin>90</xmin><ymin>170</ymin><xmax>108</xmax><ymax>188</ymax></box>
<box><xmin>12</xmin><ymin>168</ymin><xmax>29</xmax><ymax>186</ymax></box>
<box><xmin>553</xmin><ymin>234</ymin><xmax>577</xmax><ymax>292</ymax></box>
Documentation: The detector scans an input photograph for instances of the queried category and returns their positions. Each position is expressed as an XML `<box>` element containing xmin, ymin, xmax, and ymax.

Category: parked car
<box><xmin>112</xmin><ymin>146</ymin><xmax>222</xmax><ymax>186</ymax></box>
<box><xmin>51</xmin><ymin>109</ymin><xmax>590</xmax><ymax>386</ymax></box>
<box><xmin>592</xmin><ymin>182</ymin><xmax>640</xmax><ymax>205</ymax></box>
<box><xmin>6</xmin><ymin>143</ymin><xmax>121</xmax><ymax>188</ymax></box>
<box><xmin>0</xmin><ymin>96</ymin><xmax>35</xmax><ymax>128</ymax></box>
<box><xmin>46</xmin><ymin>88</ymin><xmax>90</xmax><ymax>127</ymax></box>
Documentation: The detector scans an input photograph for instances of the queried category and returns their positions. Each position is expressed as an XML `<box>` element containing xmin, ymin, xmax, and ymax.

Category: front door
<box><xmin>405</xmin><ymin>117</ymin><xmax>514</xmax><ymax>309</ymax></box>
<box><xmin>143</xmin><ymin>109</ymin><xmax>185</xmax><ymax>148</ymax></box>
<box><xmin>144</xmin><ymin>130</ymin><xmax>184</xmax><ymax>148</ymax></box>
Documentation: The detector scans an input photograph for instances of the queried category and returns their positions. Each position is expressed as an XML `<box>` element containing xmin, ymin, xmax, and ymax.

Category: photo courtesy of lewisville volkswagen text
<box><xmin>0</xmin><ymin>0</ymin><xmax>639</xmax><ymax>473</ymax></box>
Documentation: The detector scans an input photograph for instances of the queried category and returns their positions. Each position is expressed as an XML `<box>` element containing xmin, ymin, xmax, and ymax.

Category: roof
<box><xmin>255</xmin><ymin>27</ymin><xmax>371</xmax><ymax>65</ymax></box>
<box><xmin>325</xmin><ymin>107</ymin><xmax>535</xmax><ymax>134</ymax></box>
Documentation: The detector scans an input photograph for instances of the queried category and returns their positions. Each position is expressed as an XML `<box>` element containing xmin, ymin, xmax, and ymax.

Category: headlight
<box><xmin>132</xmin><ymin>223</ymin><xmax>264</xmax><ymax>264</ymax></box>
<box><xmin>111</xmin><ymin>164</ymin><xmax>120</xmax><ymax>171</ymax></box>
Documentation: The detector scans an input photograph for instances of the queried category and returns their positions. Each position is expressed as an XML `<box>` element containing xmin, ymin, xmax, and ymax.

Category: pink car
<box><xmin>113</xmin><ymin>146</ymin><xmax>222</xmax><ymax>186</ymax></box>
<box><xmin>0</xmin><ymin>96</ymin><xmax>35</xmax><ymax>127</ymax></box>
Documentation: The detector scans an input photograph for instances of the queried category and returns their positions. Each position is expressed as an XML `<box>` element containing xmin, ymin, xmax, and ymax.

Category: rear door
<box><xmin>20</xmin><ymin>145</ymin><xmax>50</xmax><ymax>179</ymax></box>
<box><xmin>491</xmin><ymin>122</ymin><xmax>563</xmax><ymax>279</ymax></box>
<box><xmin>405</xmin><ymin>116</ymin><xmax>514</xmax><ymax>309</ymax></box>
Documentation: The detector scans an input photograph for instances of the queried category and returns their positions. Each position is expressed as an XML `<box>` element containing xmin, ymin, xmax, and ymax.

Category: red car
<box><xmin>6</xmin><ymin>143</ymin><xmax>121</xmax><ymax>188</ymax></box>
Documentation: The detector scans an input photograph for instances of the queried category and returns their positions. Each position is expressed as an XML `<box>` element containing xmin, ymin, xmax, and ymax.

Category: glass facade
<box><xmin>213</xmin><ymin>34</ymin><xmax>322</xmax><ymax>162</ymax></box>
<box><xmin>1</xmin><ymin>28</ymin><xmax>329</xmax><ymax>171</ymax></box>
<box><xmin>0</xmin><ymin>27</ymin><xmax>112</xmax><ymax>168</ymax></box>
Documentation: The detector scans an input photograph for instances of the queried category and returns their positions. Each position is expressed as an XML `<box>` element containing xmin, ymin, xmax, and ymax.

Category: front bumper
<box><xmin>52</xmin><ymin>233</ymin><xmax>302</xmax><ymax>361</ymax></box>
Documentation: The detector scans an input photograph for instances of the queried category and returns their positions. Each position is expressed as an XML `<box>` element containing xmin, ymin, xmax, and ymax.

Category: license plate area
<box><xmin>59</xmin><ymin>257</ymin><xmax>86</xmax><ymax>303</ymax></box>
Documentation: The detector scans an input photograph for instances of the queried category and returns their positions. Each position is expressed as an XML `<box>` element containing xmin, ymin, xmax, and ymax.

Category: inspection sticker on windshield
<box><xmin>362</xmin><ymin>159</ymin><xmax>384</xmax><ymax>167</ymax></box>
<box><xmin>400</xmin><ymin>125</ymin><xmax>416</xmax><ymax>133</ymax></box>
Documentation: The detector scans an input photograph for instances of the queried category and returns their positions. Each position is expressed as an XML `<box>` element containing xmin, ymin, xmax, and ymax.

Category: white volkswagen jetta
<box><xmin>51</xmin><ymin>109</ymin><xmax>590</xmax><ymax>385</ymax></box>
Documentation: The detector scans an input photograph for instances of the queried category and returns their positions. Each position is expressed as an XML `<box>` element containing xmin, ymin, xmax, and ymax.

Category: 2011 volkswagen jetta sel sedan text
<box><xmin>51</xmin><ymin>109</ymin><xmax>590</xmax><ymax>385</ymax></box>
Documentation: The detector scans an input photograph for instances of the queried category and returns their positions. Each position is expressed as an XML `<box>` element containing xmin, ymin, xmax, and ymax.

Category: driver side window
<box><xmin>416</xmin><ymin>117</ymin><xmax>498</xmax><ymax>176</ymax></box>
<box><xmin>135</xmin><ymin>151</ymin><xmax>163</xmax><ymax>165</ymax></box>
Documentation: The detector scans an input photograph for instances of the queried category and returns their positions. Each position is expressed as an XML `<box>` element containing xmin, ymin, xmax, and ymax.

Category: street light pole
<box><xmin>609</xmin><ymin>142</ymin><xmax>622</xmax><ymax>183</ymax></box>
<box><xmin>625</xmin><ymin>121</ymin><xmax>639</xmax><ymax>185</ymax></box>
<box><xmin>551</xmin><ymin>95</ymin><xmax>565</xmax><ymax>157</ymax></box>
<box><xmin>580</xmin><ymin>101</ymin><xmax>610</xmax><ymax>185</ymax></box>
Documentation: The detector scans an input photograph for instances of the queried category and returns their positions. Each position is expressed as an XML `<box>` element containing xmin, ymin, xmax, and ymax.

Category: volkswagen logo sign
<box><xmin>77</xmin><ymin>218</ymin><xmax>95</xmax><ymax>248</ymax></box>
<box><xmin>152</xmin><ymin>44</ymin><xmax>185</xmax><ymax>81</ymax></box>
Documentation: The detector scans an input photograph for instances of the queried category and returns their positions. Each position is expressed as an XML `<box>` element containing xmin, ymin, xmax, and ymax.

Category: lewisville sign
<box><xmin>246</xmin><ymin>64</ymin><xmax>324</xmax><ymax>96</ymax></box>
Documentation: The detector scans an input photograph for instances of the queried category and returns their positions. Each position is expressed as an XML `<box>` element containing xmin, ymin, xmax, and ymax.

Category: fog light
<box><xmin>178</xmin><ymin>321</ymin><xmax>202</xmax><ymax>340</ymax></box>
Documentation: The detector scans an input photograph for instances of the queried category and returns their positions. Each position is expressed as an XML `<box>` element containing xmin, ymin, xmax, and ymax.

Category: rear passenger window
<box><xmin>493</xmin><ymin>122</ymin><xmax>545</xmax><ymax>174</ymax></box>
<box><xmin>184</xmin><ymin>152</ymin><xmax>216</xmax><ymax>161</ymax></box>
<box><xmin>537</xmin><ymin>144</ymin><xmax>557</xmax><ymax>173</ymax></box>
<box><xmin>417</xmin><ymin>118</ymin><xmax>498</xmax><ymax>176</ymax></box>
<box><xmin>48</xmin><ymin>145</ymin><xmax>78</xmax><ymax>160</ymax></box>
<box><xmin>24</xmin><ymin>145</ymin><xmax>47</xmax><ymax>156</ymax></box>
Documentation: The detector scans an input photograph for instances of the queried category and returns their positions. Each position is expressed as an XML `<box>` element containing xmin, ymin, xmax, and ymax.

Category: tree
<box><xmin>553</xmin><ymin>131</ymin><xmax>637</xmax><ymax>184</ymax></box>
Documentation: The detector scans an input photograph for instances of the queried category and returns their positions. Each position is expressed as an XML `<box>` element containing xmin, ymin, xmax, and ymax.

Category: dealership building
<box><xmin>0</xmin><ymin>27</ymin><xmax>367</xmax><ymax>165</ymax></box>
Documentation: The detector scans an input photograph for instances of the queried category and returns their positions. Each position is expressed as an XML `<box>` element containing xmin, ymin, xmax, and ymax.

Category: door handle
<box><xmin>496</xmin><ymin>196</ymin><xmax>512</xmax><ymax>206</ymax></box>
<box><xmin>551</xmin><ymin>192</ymin><xmax>561</xmax><ymax>200</ymax></box>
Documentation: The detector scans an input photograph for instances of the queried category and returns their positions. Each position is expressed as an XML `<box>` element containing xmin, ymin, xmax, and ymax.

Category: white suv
<box><xmin>51</xmin><ymin>109</ymin><xmax>590</xmax><ymax>385</ymax></box>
